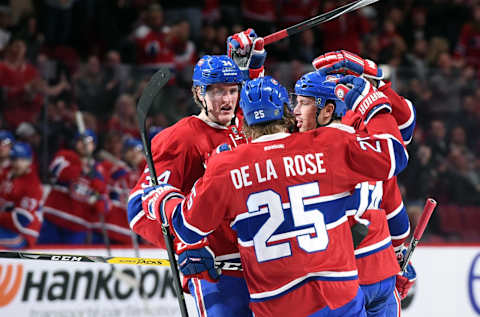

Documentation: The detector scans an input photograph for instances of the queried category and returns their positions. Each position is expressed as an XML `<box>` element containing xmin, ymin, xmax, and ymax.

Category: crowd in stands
<box><xmin>0</xmin><ymin>0</ymin><xmax>479</xmax><ymax>247</ymax></box>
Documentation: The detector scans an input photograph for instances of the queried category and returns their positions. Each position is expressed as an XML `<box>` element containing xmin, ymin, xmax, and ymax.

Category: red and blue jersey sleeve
<box><xmin>342</xmin><ymin>115</ymin><xmax>408</xmax><ymax>185</ymax></box>
<box><xmin>381</xmin><ymin>177</ymin><xmax>410</xmax><ymax>250</ymax></box>
<box><xmin>49</xmin><ymin>150</ymin><xmax>82</xmax><ymax>184</ymax></box>
<box><xmin>379</xmin><ymin>82</ymin><xmax>416</xmax><ymax>145</ymax></box>
<box><xmin>127</xmin><ymin>125</ymin><xmax>202</xmax><ymax>247</ymax></box>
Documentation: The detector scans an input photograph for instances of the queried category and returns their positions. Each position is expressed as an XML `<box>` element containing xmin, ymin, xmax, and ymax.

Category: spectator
<box><xmin>74</xmin><ymin>55</ymin><xmax>117</xmax><ymax>121</ymax></box>
<box><xmin>0</xmin><ymin>142</ymin><xmax>43</xmax><ymax>249</ymax></box>
<box><xmin>107</xmin><ymin>94</ymin><xmax>140</xmax><ymax>138</ymax></box>
<box><xmin>440</xmin><ymin>147</ymin><xmax>480</xmax><ymax>206</ymax></box>
<box><xmin>170</xmin><ymin>20</ymin><xmax>197</xmax><ymax>82</ymax></box>
<box><xmin>320</xmin><ymin>0</ymin><xmax>371</xmax><ymax>53</ymax></box>
<box><xmin>429</xmin><ymin>52</ymin><xmax>463</xmax><ymax>114</ymax></box>
<box><xmin>0</xmin><ymin>39</ymin><xmax>44</xmax><ymax>129</ymax></box>
<box><xmin>134</xmin><ymin>4</ymin><xmax>174</xmax><ymax>71</ymax></box>
<box><xmin>455</xmin><ymin>4</ymin><xmax>480</xmax><ymax>69</ymax></box>
<box><xmin>241</xmin><ymin>0</ymin><xmax>276</xmax><ymax>36</ymax></box>
<box><xmin>426</xmin><ymin>119</ymin><xmax>449</xmax><ymax>167</ymax></box>
<box><xmin>16</xmin><ymin>13</ymin><xmax>44</xmax><ymax>63</ymax></box>
<box><xmin>163</xmin><ymin>1</ymin><xmax>204</xmax><ymax>43</ymax></box>
<box><xmin>104</xmin><ymin>50</ymin><xmax>131</xmax><ymax>95</ymax></box>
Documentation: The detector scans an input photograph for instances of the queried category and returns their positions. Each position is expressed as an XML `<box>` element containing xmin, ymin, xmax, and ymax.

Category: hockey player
<box><xmin>293</xmin><ymin>67</ymin><xmax>415</xmax><ymax>314</ymax></box>
<box><xmin>127</xmin><ymin>54</ymin><xmax>265</xmax><ymax>316</ymax></box>
<box><xmin>141</xmin><ymin>76</ymin><xmax>409</xmax><ymax>317</ymax></box>
<box><xmin>0</xmin><ymin>142</ymin><xmax>43</xmax><ymax>249</ymax></box>
<box><xmin>96</xmin><ymin>138</ymin><xmax>145</xmax><ymax>244</ymax></box>
<box><xmin>311</xmin><ymin>50</ymin><xmax>417</xmax><ymax>303</ymax></box>
<box><xmin>39</xmin><ymin>130</ymin><xmax>108</xmax><ymax>244</ymax></box>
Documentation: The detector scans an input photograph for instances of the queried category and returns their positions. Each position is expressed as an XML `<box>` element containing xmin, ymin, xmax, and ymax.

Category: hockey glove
<box><xmin>227</xmin><ymin>28</ymin><xmax>266</xmax><ymax>80</ymax></box>
<box><xmin>177</xmin><ymin>238</ymin><xmax>220</xmax><ymax>283</ymax></box>
<box><xmin>395</xmin><ymin>246</ymin><xmax>417</xmax><ymax>299</ymax></box>
<box><xmin>341</xmin><ymin>110</ymin><xmax>366</xmax><ymax>132</ymax></box>
<box><xmin>141</xmin><ymin>184</ymin><xmax>183</xmax><ymax>223</ymax></box>
<box><xmin>312</xmin><ymin>50</ymin><xmax>383</xmax><ymax>80</ymax></box>
<box><xmin>335</xmin><ymin>75</ymin><xmax>391</xmax><ymax>124</ymax></box>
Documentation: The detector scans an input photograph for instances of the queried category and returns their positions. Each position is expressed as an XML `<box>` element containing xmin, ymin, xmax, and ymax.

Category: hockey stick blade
<box><xmin>264</xmin><ymin>0</ymin><xmax>380</xmax><ymax>45</ymax></box>
<box><xmin>401</xmin><ymin>198</ymin><xmax>437</xmax><ymax>272</ymax></box>
<box><xmin>0</xmin><ymin>251</ymin><xmax>243</xmax><ymax>271</ymax></box>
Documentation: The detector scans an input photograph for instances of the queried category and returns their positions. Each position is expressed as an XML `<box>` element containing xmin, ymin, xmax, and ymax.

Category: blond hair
<box><xmin>242</xmin><ymin>104</ymin><xmax>296</xmax><ymax>140</ymax></box>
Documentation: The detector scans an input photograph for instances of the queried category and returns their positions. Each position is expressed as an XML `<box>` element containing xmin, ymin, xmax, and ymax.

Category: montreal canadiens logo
<box><xmin>335</xmin><ymin>86</ymin><xmax>346</xmax><ymax>99</ymax></box>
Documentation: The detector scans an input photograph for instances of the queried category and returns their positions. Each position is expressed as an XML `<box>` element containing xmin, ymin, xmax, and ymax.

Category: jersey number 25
<box><xmin>248</xmin><ymin>182</ymin><xmax>328</xmax><ymax>262</ymax></box>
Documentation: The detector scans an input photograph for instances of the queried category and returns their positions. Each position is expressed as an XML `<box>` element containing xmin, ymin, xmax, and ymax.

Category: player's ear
<box><xmin>324</xmin><ymin>103</ymin><xmax>335</xmax><ymax>116</ymax></box>
<box><xmin>318</xmin><ymin>103</ymin><xmax>335</xmax><ymax>123</ymax></box>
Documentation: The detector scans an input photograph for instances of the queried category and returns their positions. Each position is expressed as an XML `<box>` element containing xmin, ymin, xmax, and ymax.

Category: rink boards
<box><xmin>0</xmin><ymin>245</ymin><xmax>479</xmax><ymax>316</ymax></box>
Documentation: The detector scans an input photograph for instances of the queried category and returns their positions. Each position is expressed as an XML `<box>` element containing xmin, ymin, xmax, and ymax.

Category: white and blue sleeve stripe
<box><xmin>398</xmin><ymin>100</ymin><xmax>416</xmax><ymax>145</ymax></box>
<box><xmin>171</xmin><ymin>202</ymin><xmax>214</xmax><ymax>245</ymax></box>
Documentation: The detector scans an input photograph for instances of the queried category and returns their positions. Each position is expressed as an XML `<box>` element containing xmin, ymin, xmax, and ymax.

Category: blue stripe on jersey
<box><xmin>249</xmin><ymin>274</ymin><xmax>358</xmax><ymax>303</ymax></box>
<box><xmin>355</xmin><ymin>240</ymin><xmax>392</xmax><ymax>259</ymax></box>
<box><xmin>345</xmin><ymin>188</ymin><xmax>361</xmax><ymax>211</ymax></box>
<box><xmin>399</xmin><ymin>102</ymin><xmax>416</xmax><ymax>145</ymax></box>
<box><xmin>387</xmin><ymin>206</ymin><xmax>410</xmax><ymax>237</ymax></box>
<box><xmin>16</xmin><ymin>212</ymin><xmax>32</xmax><ymax>227</ymax></box>
<box><xmin>391</xmin><ymin>138</ymin><xmax>408</xmax><ymax>176</ymax></box>
<box><xmin>127</xmin><ymin>193</ymin><xmax>143</xmax><ymax>223</ymax></box>
<box><xmin>233</xmin><ymin>196</ymin><xmax>349</xmax><ymax>243</ymax></box>
<box><xmin>171</xmin><ymin>204</ymin><xmax>208</xmax><ymax>244</ymax></box>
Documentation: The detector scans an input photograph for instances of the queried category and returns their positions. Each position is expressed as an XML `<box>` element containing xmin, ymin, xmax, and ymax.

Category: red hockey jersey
<box><xmin>166</xmin><ymin>115</ymin><xmax>408</xmax><ymax>316</ymax></box>
<box><xmin>128</xmin><ymin>115</ymin><xmax>247</xmax><ymax>264</ymax></box>
<box><xmin>43</xmin><ymin>149</ymin><xmax>108</xmax><ymax>232</ymax></box>
<box><xmin>0</xmin><ymin>167</ymin><xmax>43</xmax><ymax>246</ymax></box>
<box><xmin>101</xmin><ymin>163</ymin><xmax>140</xmax><ymax>244</ymax></box>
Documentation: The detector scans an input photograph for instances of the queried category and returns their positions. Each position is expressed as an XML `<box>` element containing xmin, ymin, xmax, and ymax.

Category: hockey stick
<box><xmin>401</xmin><ymin>198</ymin><xmax>437</xmax><ymax>272</ymax></box>
<box><xmin>0</xmin><ymin>251</ymin><xmax>243</xmax><ymax>270</ymax></box>
<box><xmin>136</xmin><ymin>68</ymin><xmax>190</xmax><ymax>317</ymax></box>
<box><xmin>264</xmin><ymin>0</ymin><xmax>380</xmax><ymax>45</ymax></box>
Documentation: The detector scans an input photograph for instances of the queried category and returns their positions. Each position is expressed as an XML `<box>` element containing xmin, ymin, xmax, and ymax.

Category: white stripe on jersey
<box><xmin>354</xmin><ymin>236</ymin><xmax>391</xmax><ymax>255</ymax></box>
<box><xmin>237</xmin><ymin>216</ymin><xmax>348</xmax><ymax>247</ymax></box>
<box><xmin>391</xmin><ymin>227</ymin><xmax>410</xmax><ymax>240</ymax></box>
<box><xmin>249</xmin><ymin>270</ymin><xmax>358</xmax><ymax>300</ymax></box>
<box><xmin>216</xmin><ymin>253</ymin><xmax>241</xmax><ymax>261</ymax></box>
<box><xmin>129</xmin><ymin>210</ymin><xmax>145</xmax><ymax>229</ymax></box>
<box><xmin>397</xmin><ymin>99</ymin><xmax>415</xmax><ymax>130</ymax></box>
<box><xmin>43</xmin><ymin>206</ymin><xmax>92</xmax><ymax>228</ymax></box>
<box><xmin>386</xmin><ymin>202</ymin><xmax>404</xmax><ymax>220</ymax></box>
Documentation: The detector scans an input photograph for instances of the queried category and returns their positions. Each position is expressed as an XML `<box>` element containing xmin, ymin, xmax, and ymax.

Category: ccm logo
<box><xmin>51</xmin><ymin>256</ymin><xmax>82</xmax><ymax>261</ymax></box>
